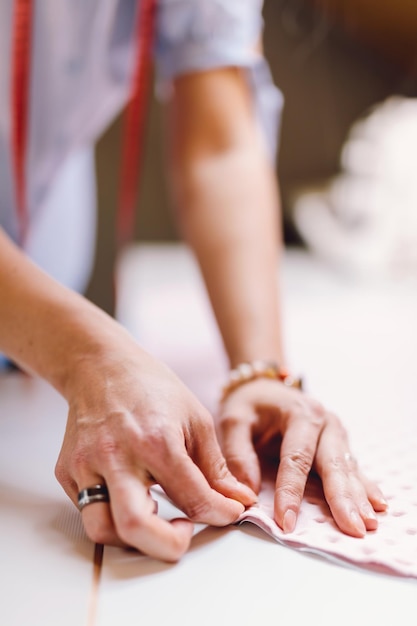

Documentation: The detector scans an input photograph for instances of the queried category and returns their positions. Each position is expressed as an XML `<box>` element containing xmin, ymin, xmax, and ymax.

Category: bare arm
<box><xmin>167</xmin><ymin>67</ymin><xmax>286</xmax><ymax>367</ymax></box>
<box><xmin>0</xmin><ymin>228</ymin><xmax>114</xmax><ymax>392</ymax></box>
<box><xmin>0</xmin><ymin>228</ymin><xmax>255</xmax><ymax>560</ymax></box>
<box><xmin>167</xmin><ymin>67</ymin><xmax>387</xmax><ymax>536</ymax></box>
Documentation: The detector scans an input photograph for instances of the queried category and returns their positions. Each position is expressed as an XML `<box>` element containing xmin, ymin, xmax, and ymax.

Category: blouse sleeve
<box><xmin>154</xmin><ymin>0</ymin><xmax>284</xmax><ymax>161</ymax></box>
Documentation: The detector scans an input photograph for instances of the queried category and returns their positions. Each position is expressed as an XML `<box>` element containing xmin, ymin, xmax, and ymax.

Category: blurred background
<box><xmin>88</xmin><ymin>0</ymin><xmax>417</xmax><ymax>313</ymax></box>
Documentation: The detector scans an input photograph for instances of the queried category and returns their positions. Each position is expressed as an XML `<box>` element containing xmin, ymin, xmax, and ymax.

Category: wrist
<box><xmin>220</xmin><ymin>359</ymin><xmax>303</xmax><ymax>402</ymax></box>
<box><xmin>42</xmin><ymin>303</ymin><xmax>133</xmax><ymax>399</ymax></box>
<box><xmin>225</xmin><ymin>337</ymin><xmax>286</xmax><ymax>372</ymax></box>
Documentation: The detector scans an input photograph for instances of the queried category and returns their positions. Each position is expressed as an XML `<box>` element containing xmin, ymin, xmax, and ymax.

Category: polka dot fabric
<box><xmin>120</xmin><ymin>245</ymin><xmax>417</xmax><ymax>581</ymax></box>
<box><xmin>238</xmin><ymin>424</ymin><xmax>417</xmax><ymax>578</ymax></box>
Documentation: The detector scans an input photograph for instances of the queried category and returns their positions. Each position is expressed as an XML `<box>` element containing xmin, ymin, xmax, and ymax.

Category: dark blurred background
<box><xmin>88</xmin><ymin>0</ymin><xmax>417</xmax><ymax>313</ymax></box>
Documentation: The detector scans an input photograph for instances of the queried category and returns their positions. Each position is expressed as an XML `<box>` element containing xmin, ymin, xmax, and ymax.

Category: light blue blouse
<box><xmin>156</xmin><ymin>0</ymin><xmax>283</xmax><ymax>157</ymax></box>
<box><xmin>0</xmin><ymin>0</ymin><xmax>283</xmax><ymax>292</ymax></box>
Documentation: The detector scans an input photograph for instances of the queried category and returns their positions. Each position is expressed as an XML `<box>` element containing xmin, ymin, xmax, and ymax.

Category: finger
<box><xmin>216</xmin><ymin>414</ymin><xmax>262</xmax><ymax>493</ymax></box>
<box><xmin>339</xmin><ymin>455</ymin><xmax>380</xmax><ymax>532</ymax></box>
<box><xmin>80</xmin><ymin>487</ymin><xmax>159</xmax><ymax>547</ymax></box>
<box><xmin>318</xmin><ymin>453</ymin><xmax>369</xmax><ymax>536</ymax></box>
<box><xmin>315</xmin><ymin>422</ymin><xmax>381</xmax><ymax>537</ymax></box>
<box><xmin>74</xmin><ymin>474</ymin><xmax>126</xmax><ymax>548</ymax></box>
<box><xmin>152</xmin><ymin>440</ymin><xmax>247</xmax><ymax>526</ymax></box>
<box><xmin>192</xmin><ymin>412</ymin><xmax>257</xmax><ymax>506</ymax></box>
<box><xmin>107</xmin><ymin>473</ymin><xmax>194</xmax><ymax>562</ymax></box>
<box><xmin>192</xmin><ymin>414</ymin><xmax>257</xmax><ymax>504</ymax></box>
<box><xmin>274</xmin><ymin>407</ymin><xmax>324</xmax><ymax>533</ymax></box>
<box><xmin>82</xmin><ymin>502</ymin><xmax>126</xmax><ymax>547</ymax></box>
<box><xmin>359</xmin><ymin>472</ymin><xmax>388</xmax><ymax>513</ymax></box>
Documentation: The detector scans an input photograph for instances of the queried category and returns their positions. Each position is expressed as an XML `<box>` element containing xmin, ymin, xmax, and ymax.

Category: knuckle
<box><xmin>280</xmin><ymin>449</ymin><xmax>313</xmax><ymax>476</ymax></box>
<box><xmin>84</xmin><ymin>521</ymin><xmax>115</xmax><ymax>546</ymax></box>
<box><xmin>95</xmin><ymin>438</ymin><xmax>122</xmax><ymax>469</ymax></box>
<box><xmin>217</xmin><ymin>414</ymin><xmax>242</xmax><ymax>432</ymax></box>
<box><xmin>54</xmin><ymin>460</ymin><xmax>67</xmax><ymax>484</ymax></box>
<box><xmin>217</xmin><ymin>412</ymin><xmax>237</xmax><ymax>425</ymax></box>
<box><xmin>210</xmin><ymin>455</ymin><xmax>232</xmax><ymax>481</ymax></box>
<box><xmin>224</xmin><ymin>452</ymin><xmax>248</xmax><ymax>468</ymax></box>
<box><xmin>329</xmin><ymin>454</ymin><xmax>349</xmax><ymax>471</ymax></box>
<box><xmin>54</xmin><ymin>461</ymin><xmax>75</xmax><ymax>494</ymax></box>
<box><xmin>195</xmin><ymin>409</ymin><xmax>216</xmax><ymax>434</ymax></box>
<box><xmin>327</xmin><ymin>412</ymin><xmax>348</xmax><ymax>436</ymax></box>
<box><xmin>182</xmin><ymin>498</ymin><xmax>213</xmax><ymax>523</ymax></box>
<box><xmin>117</xmin><ymin>510</ymin><xmax>144</xmax><ymax>542</ymax></box>
<box><xmin>321</xmin><ymin>453</ymin><xmax>353</xmax><ymax>482</ymax></box>
<box><xmin>96</xmin><ymin>433</ymin><xmax>130</xmax><ymax>467</ymax></box>
<box><xmin>141</xmin><ymin>433</ymin><xmax>180</xmax><ymax>471</ymax></box>
<box><xmin>143</xmin><ymin>427</ymin><xmax>170</xmax><ymax>456</ymax></box>
<box><xmin>275</xmin><ymin>483</ymin><xmax>301</xmax><ymax>504</ymax></box>
<box><xmin>304</xmin><ymin>401</ymin><xmax>326</xmax><ymax>427</ymax></box>
<box><xmin>164</xmin><ymin>537</ymin><xmax>188</xmax><ymax>563</ymax></box>
<box><xmin>284</xmin><ymin>399</ymin><xmax>326</xmax><ymax>430</ymax></box>
<box><xmin>326</xmin><ymin>487</ymin><xmax>352</xmax><ymax>508</ymax></box>
<box><xmin>308</xmin><ymin>397</ymin><xmax>325</xmax><ymax>413</ymax></box>
<box><xmin>98</xmin><ymin>436</ymin><xmax>119</xmax><ymax>457</ymax></box>
<box><xmin>69</xmin><ymin>446</ymin><xmax>91</xmax><ymax>475</ymax></box>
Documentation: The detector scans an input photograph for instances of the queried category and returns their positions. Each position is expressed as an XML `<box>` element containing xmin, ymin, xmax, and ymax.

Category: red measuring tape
<box><xmin>11</xmin><ymin>0</ymin><xmax>33</xmax><ymax>247</ymax></box>
<box><xmin>11</xmin><ymin>0</ymin><xmax>156</xmax><ymax>251</ymax></box>
<box><xmin>117</xmin><ymin>0</ymin><xmax>157</xmax><ymax>250</ymax></box>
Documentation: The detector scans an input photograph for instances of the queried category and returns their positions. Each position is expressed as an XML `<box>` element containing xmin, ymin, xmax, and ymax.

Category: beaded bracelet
<box><xmin>220</xmin><ymin>359</ymin><xmax>303</xmax><ymax>402</ymax></box>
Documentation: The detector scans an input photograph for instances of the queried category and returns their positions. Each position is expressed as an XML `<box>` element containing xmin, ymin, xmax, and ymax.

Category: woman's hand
<box><xmin>55</xmin><ymin>341</ymin><xmax>256</xmax><ymax>562</ymax></box>
<box><xmin>0</xmin><ymin>228</ymin><xmax>257</xmax><ymax>562</ymax></box>
<box><xmin>216</xmin><ymin>378</ymin><xmax>387</xmax><ymax>537</ymax></box>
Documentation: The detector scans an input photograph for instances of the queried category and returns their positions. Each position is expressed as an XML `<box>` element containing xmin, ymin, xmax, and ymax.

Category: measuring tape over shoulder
<box><xmin>11</xmin><ymin>0</ymin><xmax>156</xmax><ymax>251</ymax></box>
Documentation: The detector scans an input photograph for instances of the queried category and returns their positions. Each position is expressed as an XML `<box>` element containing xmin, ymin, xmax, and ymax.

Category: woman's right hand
<box><xmin>55</xmin><ymin>338</ymin><xmax>256</xmax><ymax>562</ymax></box>
<box><xmin>0</xmin><ymin>229</ymin><xmax>255</xmax><ymax>561</ymax></box>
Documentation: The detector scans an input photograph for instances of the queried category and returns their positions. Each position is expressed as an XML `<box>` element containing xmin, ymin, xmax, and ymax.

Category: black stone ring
<box><xmin>77</xmin><ymin>484</ymin><xmax>110</xmax><ymax>512</ymax></box>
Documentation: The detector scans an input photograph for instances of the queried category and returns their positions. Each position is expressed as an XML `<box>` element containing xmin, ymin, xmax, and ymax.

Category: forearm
<box><xmin>0</xmin><ymin>229</ymin><xmax>133</xmax><ymax>397</ymax></box>
<box><xmin>168</xmin><ymin>69</ymin><xmax>286</xmax><ymax>367</ymax></box>
<box><xmin>176</xmin><ymin>148</ymin><xmax>285</xmax><ymax>366</ymax></box>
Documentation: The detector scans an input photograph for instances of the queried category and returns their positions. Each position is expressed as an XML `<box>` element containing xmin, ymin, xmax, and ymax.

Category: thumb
<box><xmin>191</xmin><ymin>416</ymin><xmax>257</xmax><ymax>507</ymax></box>
<box><xmin>217</xmin><ymin>413</ymin><xmax>262</xmax><ymax>494</ymax></box>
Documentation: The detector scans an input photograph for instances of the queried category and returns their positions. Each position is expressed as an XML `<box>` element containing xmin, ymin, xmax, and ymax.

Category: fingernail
<box><xmin>232</xmin><ymin>502</ymin><xmax>245</xmax><ymax>519</ymax></box>
<box><xmin>364</xmin><ymin>507</ymin><xmax>377</xmax><ymax>521</ymax></box>
<box><xmin>236</xmin><ymin>481</ymin><xmax>257</xmax><ymax>504</ymax></box>
<box><xmin>217</xmin><ymin>501</ymin><xmax>245</xmax><ymax>526</ymax></box>
<box><xmin>350</xmin><ymin>510</ymin><xmax>366</xmax><ymax>535</ymax></box>
<box><xmin>283</xmin><ymin>509</ymin><xmax>297</xmax><ymax>534</ymax></box>
<box><xmin>362</xmin><ymin>506</ymin><xmax>378</xmax><ymax>530</ymax></box>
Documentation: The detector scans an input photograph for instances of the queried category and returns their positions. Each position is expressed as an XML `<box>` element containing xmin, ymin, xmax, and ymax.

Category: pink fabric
<box><xmin>128</xmin><ymin>269</ymin><xmax>417</xmax><ymax>580</ymax></box>
<box><xmin>238</xmin><ymin>426</ymin><xmax>417</xmax><ymax>578</ymax></box>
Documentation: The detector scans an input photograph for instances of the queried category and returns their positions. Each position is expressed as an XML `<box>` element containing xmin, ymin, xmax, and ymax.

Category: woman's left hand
<box><xmin>216</xmin><ymin>379</ymin><xmax>387</xmax><ymax>536</ymax></box>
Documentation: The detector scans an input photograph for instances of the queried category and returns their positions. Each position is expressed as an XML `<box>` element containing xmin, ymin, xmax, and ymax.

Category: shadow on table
<box><xmin>0</xmin><ymin>481</ymin><xmax>94</xmax><ymax>561</ymax></box>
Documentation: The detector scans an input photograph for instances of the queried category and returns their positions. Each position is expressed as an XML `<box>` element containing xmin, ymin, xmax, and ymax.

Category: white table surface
<box><xmin>1</xmin><ymin>244</ymin><xmax>417</xmax><ymax>626</ymax></box>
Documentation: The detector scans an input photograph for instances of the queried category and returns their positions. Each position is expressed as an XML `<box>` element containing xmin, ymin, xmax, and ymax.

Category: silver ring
<box><xmin>78</xmin><ymin>484</ymin><xmax>110</xmax><ymax>511</ymax></box>
<box><xmin>343</xmin><ymin>452</ymin><xmax>357</xmax><ymax>465</ymax></box>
